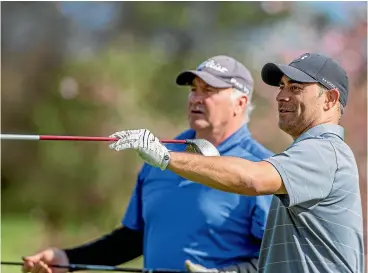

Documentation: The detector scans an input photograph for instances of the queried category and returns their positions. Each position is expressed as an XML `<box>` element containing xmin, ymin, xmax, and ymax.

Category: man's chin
<box><xmin>278</xmin><ymin>121</ymin><xmax>301</xmax><ymax>138</ymax></box>
<box><xmin>189</xmin><ymin>120</ymin><xmax>210</xmax><ymax>131</ymax></box>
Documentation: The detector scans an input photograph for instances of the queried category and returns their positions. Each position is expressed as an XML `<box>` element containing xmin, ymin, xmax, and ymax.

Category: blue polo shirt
<box><xmin>122</xmin><ymin>125</ymin><xmax>273</xmax><ymax>270</ymax></box>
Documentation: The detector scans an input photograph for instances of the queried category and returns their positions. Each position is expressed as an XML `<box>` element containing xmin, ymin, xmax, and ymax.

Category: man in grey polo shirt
<box><xmin>108</xmin><ymin>53</ymin><xmax>364</xmax><ymax>273</ymax></box>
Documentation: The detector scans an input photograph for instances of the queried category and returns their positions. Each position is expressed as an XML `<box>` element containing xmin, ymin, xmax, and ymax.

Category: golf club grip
<box><xmin>40</xmin><ymin>135</ymin><xmax>120</xmax><ymax>141</ymax></box>
<box><xmin>0</xmin><ymin>134</ymin><xmax>186</xmax><ymax>144</ymax></box>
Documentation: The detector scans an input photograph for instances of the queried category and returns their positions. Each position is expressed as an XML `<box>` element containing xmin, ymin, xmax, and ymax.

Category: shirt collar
<box><xmin>216</xmin><ymin>124</ymin><xmax>251</xmax><ymax>153</ymax></box>
<box><xmin>295</xmin><ymin>123</ymin><xmax>344</xmax><ymax>143</ymax></box>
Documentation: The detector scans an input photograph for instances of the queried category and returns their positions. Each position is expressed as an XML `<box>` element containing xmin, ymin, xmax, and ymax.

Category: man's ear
<box><xmin>234</xmin><ymin>95</ymin><xmax>248</xmax><ymax>116</ymax></box>
<box><xmin>324</xmin><ymin>89</ymin><xmax>340</xmax><ymax>111</ymax></box>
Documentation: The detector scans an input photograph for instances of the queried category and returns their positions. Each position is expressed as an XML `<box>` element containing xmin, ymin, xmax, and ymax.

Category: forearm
<box><xmin>167</xmin><ymin>152</ymin><xmax>262</xmax><ymax>195</ymax></box>
<box><xmin>63</xmin><ymin>226</ymin><xmax>143</xmax><ymax>267</ymax></box>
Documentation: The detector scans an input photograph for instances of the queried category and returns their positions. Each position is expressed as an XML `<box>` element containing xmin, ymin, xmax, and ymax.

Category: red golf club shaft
<box><xmin>0</xmin><ymin>134</ymin><xmax>186</xmax><ymax>144</ymax></box>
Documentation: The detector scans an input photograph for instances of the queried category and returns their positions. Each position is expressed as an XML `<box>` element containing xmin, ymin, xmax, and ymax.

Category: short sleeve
<box><xmin>264</xmin><ymin>138</ymin><xmax>337</xmax><ymax>208</ymax></box>
<box><xmin>250</xmin><ymin>195</ymin><xmax>273</xmax><ymax>239</ymax></box>
<box><xmin>122</xmin><ymin>164</ymin><xmax>149</xmax><ymax>230</ymax></box>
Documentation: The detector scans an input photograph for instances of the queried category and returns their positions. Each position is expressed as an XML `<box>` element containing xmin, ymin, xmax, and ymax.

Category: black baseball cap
<box><xmin>176</xmin><ymin>55</ymin><xmax>253</xmax><ymax>95</ymax></box>
<box><xmin>261</xmin><ymin>53</ymin><xmax>349</xmax><ymax>107</ymax></box>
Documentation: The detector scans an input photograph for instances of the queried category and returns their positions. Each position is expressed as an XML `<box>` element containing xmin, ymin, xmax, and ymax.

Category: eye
<box><xmin>290</xmin><ymin>85</ymin><xmax>302</xmax><ymax>92</ymax></box>
<box><xmin>206</xmin><ymin>88</ymin><xmax>219</xmax><ymax>94</ymax></box>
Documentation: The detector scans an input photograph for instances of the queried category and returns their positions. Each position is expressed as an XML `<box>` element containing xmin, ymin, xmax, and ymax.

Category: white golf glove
<box><xmin>109</xmin><ymin>129</ymin><xmax>170</xmax><ymax>170</ymax></box>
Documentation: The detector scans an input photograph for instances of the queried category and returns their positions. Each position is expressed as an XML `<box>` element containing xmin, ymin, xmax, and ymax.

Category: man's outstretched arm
<box><xmin>108</xmin><ymin>129</ymin><xmax>286</xmax><ymax>196</ymax></box>
<box><xmin>168</xmin><ymin>152</ymin><xmax>286</xmax><ymax>196</ymax></box>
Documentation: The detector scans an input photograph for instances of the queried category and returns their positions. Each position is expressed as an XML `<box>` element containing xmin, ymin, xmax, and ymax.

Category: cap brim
<box><xmin>176</xmin><ymin>70</ymin><xmax>231</xmax><ymax>88</ymax></box>
<box><xmin>261</xmin><ymin>63</ymin><xmax>318</xmax><ymax>86</ymax></box>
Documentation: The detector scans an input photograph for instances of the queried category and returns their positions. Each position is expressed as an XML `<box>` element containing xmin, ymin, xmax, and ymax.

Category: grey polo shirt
<box><xmin>258</xmin><ymin>124</ymin><xmax>364</xmax><ymax>273</ymax></box>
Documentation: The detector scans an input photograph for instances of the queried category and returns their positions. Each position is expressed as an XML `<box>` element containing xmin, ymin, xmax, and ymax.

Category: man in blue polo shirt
<box><xmin>22</xmin><ymin>56</ymin><xmax>273</xmax><ymax>273</ymax></box>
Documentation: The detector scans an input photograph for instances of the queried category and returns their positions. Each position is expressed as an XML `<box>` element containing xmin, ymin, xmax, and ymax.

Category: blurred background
<box><xmin>1</xmin><ymin>1</ymin><xmax>367</xmax><ymax>272</ymax></box>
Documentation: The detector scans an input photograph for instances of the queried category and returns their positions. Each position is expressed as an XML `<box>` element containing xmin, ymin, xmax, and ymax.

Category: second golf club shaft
<box><xmin>1</xmin><ymin>261</ymin><xmax>200</xmax><ymax>273</ymax></box>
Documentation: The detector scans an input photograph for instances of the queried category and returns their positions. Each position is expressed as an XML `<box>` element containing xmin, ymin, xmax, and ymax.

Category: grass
<box><xmin>1</xmin><ymin>215</ymin><xmax>143</xmax><ymax>273</ymax></box>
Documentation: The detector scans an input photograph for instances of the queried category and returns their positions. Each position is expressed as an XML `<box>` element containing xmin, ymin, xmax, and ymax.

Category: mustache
<box><xmin>189</xmin><ymin>105</ymin><xmax>206</xmax><ymax>113</ymax></box>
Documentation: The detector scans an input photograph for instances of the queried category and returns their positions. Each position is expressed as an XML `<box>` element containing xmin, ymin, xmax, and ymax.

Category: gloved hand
<box><xmin>185</xmin><ymin>260</ymin><xmax>218</xmax><ymax>273</ymax></box>
<box><xmin>109</xmin><ymin>129</ymin><xmax>170</xmax><ymax>170</ymax></box>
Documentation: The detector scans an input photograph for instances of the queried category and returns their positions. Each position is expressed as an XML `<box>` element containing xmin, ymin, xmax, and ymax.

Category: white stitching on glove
<box><xmin>108</xmin><ymin>129</ymin><xmax>170</xmax><ymax>170</ymax></box>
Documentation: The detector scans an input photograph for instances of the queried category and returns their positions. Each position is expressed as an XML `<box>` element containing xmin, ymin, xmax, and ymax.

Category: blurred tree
<box><xmin>111</xmin><ymin>1</ymin><xmax>290</xmax><ymax>117</ymax></box>
<box><xmin>2</xmin><ymin>3</ymin><xmax>365</xmax><ymax>259</ymax></box>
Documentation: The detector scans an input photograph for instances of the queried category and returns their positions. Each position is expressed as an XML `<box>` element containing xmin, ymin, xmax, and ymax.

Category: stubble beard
<box><xmin>278</xmin><ymin>112</ymin><xmax>307</xmax><ymax>139</ymax></box>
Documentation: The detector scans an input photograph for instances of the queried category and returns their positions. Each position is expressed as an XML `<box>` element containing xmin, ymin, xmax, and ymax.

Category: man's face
<box><xmin>276</xmin><ymin>75</ymin><xmax>325</xmax><ymax>137</ymax></box>
<box><xmin>187</xmin><ymin>77</ymin><xmax>235</xmax><ymax>131</ymax></box>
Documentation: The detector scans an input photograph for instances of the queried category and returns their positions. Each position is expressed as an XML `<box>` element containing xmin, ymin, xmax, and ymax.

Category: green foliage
<box><xmin>1</xmin><ymin>215</ymin><xmax>143</xmax><ymax>273</ymax></box>
<box><xmin>2</xmin><ymin>2</ymin><xmax>365</xmax><ymax>263</ymax></box>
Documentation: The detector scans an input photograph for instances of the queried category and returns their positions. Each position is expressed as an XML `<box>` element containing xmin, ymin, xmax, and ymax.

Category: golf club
<box><xmin>1</xmin><ymin>261</ymin><xmax>217</xmax><ymax>273</ymax></box>
<box><xmin>0</xmin><ymin>134</ymin><xmax>220</xmax><ymax>156</ymax></box>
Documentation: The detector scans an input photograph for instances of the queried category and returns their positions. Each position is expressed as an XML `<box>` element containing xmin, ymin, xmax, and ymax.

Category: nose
<box><xmin>188</xmin><ymin>92</ymin><xmax>204</xmax><ymax>104</ymax></box>
<box><xmin>276</xmin><ymin>90</ymin><xmax>290</xmax><ymax>102</ymax></box>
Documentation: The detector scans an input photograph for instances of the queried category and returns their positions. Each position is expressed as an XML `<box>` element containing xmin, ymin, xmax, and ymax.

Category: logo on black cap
<box><xmin>293</xmin><ymin>53</ymin><xmax>311</xmax><ymax>63</ymax></box>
